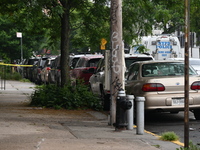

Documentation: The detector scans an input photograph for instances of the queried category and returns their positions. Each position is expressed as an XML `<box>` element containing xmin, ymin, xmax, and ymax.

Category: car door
<box><xmin>89</xmin><ymin>58</ymin><xmax>105</xmax><ymax>95</ymax></box>
<box><xmin>125</xmin><ymin>63</ymin><xmax>141</xmax><ymax>95</ymax></box>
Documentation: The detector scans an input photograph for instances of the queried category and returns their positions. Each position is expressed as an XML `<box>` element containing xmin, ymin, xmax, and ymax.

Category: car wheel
<box><xmin>193</xmin><ymin>109</ymin><xmax>200</xmax><ymax>120</ymax></box>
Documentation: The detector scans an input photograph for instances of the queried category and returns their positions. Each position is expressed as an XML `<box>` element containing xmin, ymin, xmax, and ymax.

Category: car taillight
<box><xmin>142</xmin><ymin>83</ymin><xmax>165</xmax><ymax>92</ymax></box>
<box><xmin>46</xmin><ymin>67</ymin><xmax>51</xmax><ymax>71</ymax></box>
<box><xmin>191</xmin><ymin>81</ymin><xmax>200</xmax><ymax>90</ymax></box>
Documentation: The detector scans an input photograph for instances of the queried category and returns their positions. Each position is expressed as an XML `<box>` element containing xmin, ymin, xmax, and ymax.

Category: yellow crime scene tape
<box><xmin>0</xmin><ymin>62</ymin><xmax>33</xmax><ymax>67</ymax></box>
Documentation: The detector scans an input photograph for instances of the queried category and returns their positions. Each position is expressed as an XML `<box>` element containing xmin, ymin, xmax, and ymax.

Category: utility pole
<box><xmin>184</xmin><ymin>0</ymin><xmax>190</xmax><ymax>148</ymax></box>
<box><xmin>110</xmin><ymin>0</ymin><xmax>124</xmax><ymax>126</ymax></box>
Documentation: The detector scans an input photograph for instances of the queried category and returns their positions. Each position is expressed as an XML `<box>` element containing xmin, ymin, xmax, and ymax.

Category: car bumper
<box><xmin>144</xmin><ymin>93</ymin><xmax>200</xmax><ymax>111</ymax></box>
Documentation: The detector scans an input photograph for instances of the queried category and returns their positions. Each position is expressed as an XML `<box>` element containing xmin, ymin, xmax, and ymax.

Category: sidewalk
<box><xmin>0</xmin><ymin>80</ymin><xmax>182</xmax><ymax>150</ymax></box>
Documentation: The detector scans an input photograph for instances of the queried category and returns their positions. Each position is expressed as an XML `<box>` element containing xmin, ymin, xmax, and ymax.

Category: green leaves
<box><xmin>30</xmin><ymin>81</ymin><xmax>103</xmax><ymax>110</ymax></box>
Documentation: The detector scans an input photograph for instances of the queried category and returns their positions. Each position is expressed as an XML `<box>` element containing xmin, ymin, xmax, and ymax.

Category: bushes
<box><xmin>30</xmin><ymin>81</ymin><xmax>103</xmax><ymax>110</ymax></box>
<box><xmin>0</xmin><ymin>66</ymin><xmax>23</xmax><ymax>80</ymax></box>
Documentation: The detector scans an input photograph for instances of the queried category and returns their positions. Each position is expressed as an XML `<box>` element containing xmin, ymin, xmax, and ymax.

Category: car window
<box><xmin>76</xmin><ymin>58</ymin><xmax>86</xmax><ymax>68</ymax></box>
<box><xmin>127</xmin><ymin>64</ymin><xmax>139</xmax><ymax>80</ymax></box>
<box><xmin>142</xmin><ymin>62</ymin><xmax>197</xmax><ymax>77</ymax></box>
<box><xmin>96</xmin><ymin>58</ymin><xmax>105</xmax><ymax>72</ymax></box>
<box><xmin>71</xmin><ymin>58</ymin><xmax>80</xmax><ymax>68</ymax></box>
<box><xmin>86</xmin><ymin>58</ymin><xmax>101</xmax><ymax>67</ymax></box>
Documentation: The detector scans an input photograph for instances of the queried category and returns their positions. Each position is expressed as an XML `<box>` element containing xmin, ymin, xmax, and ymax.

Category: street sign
<box><xmin>101</xmin><ymin>38</ymin><xmax>107</xmax><ymax>50</ymax></box>
<box><xmin>16</xmin><ymin>32</ymin><xmax>22</xmax><ymax>38</ymax></box>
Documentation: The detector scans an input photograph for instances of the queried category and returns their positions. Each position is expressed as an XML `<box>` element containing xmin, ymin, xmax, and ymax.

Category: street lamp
<box><xmin>16</xmin><ymin>32</ymin><xmax>23</xmax><ymax>77</ymax></box>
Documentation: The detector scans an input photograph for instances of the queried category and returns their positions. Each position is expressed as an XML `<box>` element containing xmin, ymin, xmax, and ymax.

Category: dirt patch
<box><xmin>16</xmin><ymin>107</ymin><xmax>101</xmax><ymax>120</ymax></box>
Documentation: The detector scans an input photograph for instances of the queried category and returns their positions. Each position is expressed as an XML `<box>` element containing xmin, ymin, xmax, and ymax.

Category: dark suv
<box><xmin>23</xmin><ymin>57</ymin><xmax>40</xmax><ymax>81</ymax></box>
<box><xmin>70</xmin><ymin>54</ymin><xmax>103</xmax><ymax>85</ymax></box>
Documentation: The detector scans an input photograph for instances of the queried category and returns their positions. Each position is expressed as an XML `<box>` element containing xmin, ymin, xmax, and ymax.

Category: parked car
<box><xmin>125</xmin><ymin>60</ymin><xmax>200</xmax><ymax>120</ymax></box>
<box><xmin>48</xmin><ymin>55</ymin><xmax>61</xmax><ymax>84</ymax></box>
<box><xmin>70</xmin><ymin>54</ymin><xmax>103</xmax><ymax>85</ymax></box>
<box><xmin>23</xmin><ymin>57</ymin><xmax>40</xmax><ymax>81</ymax></box>
<box><xmin>40</xmin><ymin>56</ymin><xmax>56</xmax><ymax>84</ymax></box>
<box><xmin>69</xmin><ymin>54</ymin><xmax>90</xmax><ymax>69</ymax></box>
<box><xmin>48</xmin><ymin>54</ymin><xmax>87</xmax><ymax>85</ymax></box>
<box><xmin>189</xmin><ymin>58</ymin><xmax>200</xmax><ymax>74</ymax></box>
<box><xmin>167</xmin><ymin>57</ymin><xmax>200</xmax><ymax>75</ymax></box>
<box><xmin>89</xmin><ymin>53</ymin><xmax>154</xmax><ymax>110</ymax></box>
<box><xmin>32</xmin><ymin>56</ymin><xmax>49</xmax><ymax>84</ymax></box>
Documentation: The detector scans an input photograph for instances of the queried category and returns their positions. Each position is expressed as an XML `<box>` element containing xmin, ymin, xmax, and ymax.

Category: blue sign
<box><xmin>156</xmin><ymin>42</ymin><xmax>172</xmax><ymax>49</ymax></box>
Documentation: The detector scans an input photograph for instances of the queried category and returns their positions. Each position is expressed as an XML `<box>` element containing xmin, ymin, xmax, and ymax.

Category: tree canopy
<box><xmin>1</xmin><ymin>0</ymin><xmax>200</xmax><ymax>85</ymax></box>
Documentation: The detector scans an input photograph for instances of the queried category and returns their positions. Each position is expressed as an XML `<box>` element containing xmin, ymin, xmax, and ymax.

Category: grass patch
<box><xmin>152</xmin><ymin>145</ymin><xmax>160</xmax><ymax>148</ymax></box>
<box><xmin>20</xmin><ymin>78</ymin><xmax>31</xmax><ymax>82</ymax></box>
<box><xmin>159</xmin><ymin>131</ymin><xmax>179</xmax><ymax>141</ymax></box>
<box><xmin>176</xmin><ymin>141</ymin><xmax>200</xmax><ymax>150</ymax></box>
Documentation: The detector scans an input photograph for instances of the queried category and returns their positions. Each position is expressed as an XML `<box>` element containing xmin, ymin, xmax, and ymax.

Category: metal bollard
<box><xmin>135</xmin><ymin>97</ymin><xmax>145</xmax><ymax>135</ymax></box>
<box><xmin>127</xmin><ymin>95</ymin><xmax>134</xmax><ymax>130</ymax></box>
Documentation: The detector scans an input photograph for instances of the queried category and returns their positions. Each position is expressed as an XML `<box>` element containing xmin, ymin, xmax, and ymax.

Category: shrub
<box><xmin>30</xmin><ymin>81</ymin><xmax>103</xmax><ymax>110</ymax></box>
<box><xmin>0</xmin><ymin>66</ymin><xmax>23</xmax><ymax>80</ymax></box>
<box><xmin>0</xmin><ymin>71</ymin><xmax>23</xmax><ymax>80</ymax></box>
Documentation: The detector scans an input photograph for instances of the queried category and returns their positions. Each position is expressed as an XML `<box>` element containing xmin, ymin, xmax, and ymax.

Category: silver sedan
<box><xmin>125</xmin><ymin>60</ymin><xmax>200</xmax><ymax>120</ymax></box>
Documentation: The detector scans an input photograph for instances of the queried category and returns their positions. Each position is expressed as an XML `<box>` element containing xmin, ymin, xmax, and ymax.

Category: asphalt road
<box><xmin>144</xmin><ymin>111</ymin><xmax>200</xmax><ymax>147</ymax></box>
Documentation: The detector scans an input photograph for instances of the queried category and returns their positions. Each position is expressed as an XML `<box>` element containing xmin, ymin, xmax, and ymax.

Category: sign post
<box><xmin>16</xmin><ymin>32</ymin><xmax>23</xmax><ymax>77</ymax></box>
<box><xmin>184</xmin><ymin>0</ymin><xmax>190</xmax><ymax>148</ymax></box>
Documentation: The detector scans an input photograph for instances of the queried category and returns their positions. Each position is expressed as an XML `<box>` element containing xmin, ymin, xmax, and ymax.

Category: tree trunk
<box><xmin>60</xmin><ymin>0</ymin><xmax>70</xmax><ymax>87</ymax></box>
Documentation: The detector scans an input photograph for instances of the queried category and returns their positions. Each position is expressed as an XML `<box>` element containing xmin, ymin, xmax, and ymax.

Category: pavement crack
<box><xmin>60</xmin><ymin>122</ymin><xmax>79</xmax><ymax>139</ymax></box>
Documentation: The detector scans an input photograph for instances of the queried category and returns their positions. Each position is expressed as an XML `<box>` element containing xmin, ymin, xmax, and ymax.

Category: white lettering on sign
<box><xmin>156</xmin><ymin>42</ymin><xmax>172</xmax><ymax>49</ymax></box>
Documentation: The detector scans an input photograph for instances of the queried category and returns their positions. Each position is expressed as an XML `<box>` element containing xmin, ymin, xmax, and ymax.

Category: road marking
<box><xmin>134</xmin><ymin>125</ymin><xmax>184</xmax><ymax>147</ymax></box>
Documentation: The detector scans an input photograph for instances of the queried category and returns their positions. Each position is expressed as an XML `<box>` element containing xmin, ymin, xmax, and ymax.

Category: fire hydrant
<box><xmin>114</xmin><ymin>90</ymin><xmax>132</xmax><ymax>130</ymax></box>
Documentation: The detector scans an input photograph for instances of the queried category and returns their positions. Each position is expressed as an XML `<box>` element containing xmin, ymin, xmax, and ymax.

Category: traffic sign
<box><xmin>101</xmin><ymin>38</ymin><xmax>107</xmax><ymax>50</ymax></box>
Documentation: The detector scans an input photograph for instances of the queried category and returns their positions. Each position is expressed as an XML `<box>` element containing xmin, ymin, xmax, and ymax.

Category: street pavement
<box><xmin>0</xmin><ymin>80</ymin><xmax>183</xmax><ymax>150</ymax></box>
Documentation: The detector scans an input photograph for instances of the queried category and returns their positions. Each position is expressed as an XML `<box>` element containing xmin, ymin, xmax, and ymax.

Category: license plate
<box><xmin>172</xmin><ymin>98</ymin><xmax>184</xmax><ymax>105</ymax></box>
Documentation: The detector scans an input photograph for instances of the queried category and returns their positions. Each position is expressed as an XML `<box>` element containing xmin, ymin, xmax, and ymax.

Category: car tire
<box><xmin>193</xmin><ymin>109</ymin><xmax>200</xmax><ymax>120</ymax></box>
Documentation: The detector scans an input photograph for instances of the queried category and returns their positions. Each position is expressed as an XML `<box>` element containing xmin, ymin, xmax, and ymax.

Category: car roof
<box><xmin>124</xmin><ymin>53</ymin><xmax>154</xmax><ymax>58</ymax></box>
<box><xmin>132</xmin><ymin>59</ymin><xmax>184</xmax><ymax>65</ymax></box>
<box><xmin>79</xmin><ymin>54</ymin><xmax>103</xmax><ymax>59</ymax></box>
<box><xmin>167</xmin><ymin>57</ymin><xmax>200</xmax><ymax>60</ymax></box>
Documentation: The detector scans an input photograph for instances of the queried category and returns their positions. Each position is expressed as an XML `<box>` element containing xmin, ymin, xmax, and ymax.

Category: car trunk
<box><xmin>147</xmin><ymin>76</ymin><xmax>200</xmax><ymax>94</ymax></box>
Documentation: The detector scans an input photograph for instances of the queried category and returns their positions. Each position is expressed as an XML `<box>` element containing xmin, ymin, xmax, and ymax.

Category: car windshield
<box><xmin>142</xmin><ymin>62</ymin><xmax>197</xmax><ymax>77</ymax></box>
<box><xmin>125</xmin><ymin>57</ymin><xmax>153</xmax><ymax>69</ymax></box>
